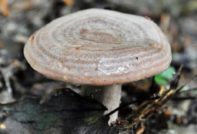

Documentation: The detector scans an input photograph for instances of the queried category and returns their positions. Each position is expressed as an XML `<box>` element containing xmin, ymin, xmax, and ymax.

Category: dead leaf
<box><xmin>63</xmin><ymin>0</ymin><xmax>75</xmax><ymax>7</ymax></box>
<box><xmin>136</xmin><ymin>124</ymin><xmax>145</xmax><ymax>134</ymax></box>
<box><xmin>0</xmin><ymin>0</ymin><xmax>9</xmax><ymax>16</ymax></box>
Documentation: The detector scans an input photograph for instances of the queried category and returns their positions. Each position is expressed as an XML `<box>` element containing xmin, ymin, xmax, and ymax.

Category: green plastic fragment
<box><xmin>154</xmin><ymin>66</ymin><xmax>176</xmax><ymax>86</ymax></box>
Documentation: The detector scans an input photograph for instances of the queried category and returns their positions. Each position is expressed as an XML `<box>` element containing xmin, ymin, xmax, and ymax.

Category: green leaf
<box><xmin>154</xmin><ymin>66</ymin><xmax>176</xmax><ymax>86</ymax></box>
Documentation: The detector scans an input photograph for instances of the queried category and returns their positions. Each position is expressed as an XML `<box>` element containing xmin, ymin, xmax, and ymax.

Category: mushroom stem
<box><xmin>82</xmin><ymin>84</ymin><xmax>121</xmax><ymax>125</ymax></box>
<box><xmin>101</xmin><ymin>84</ymin><xmax>122</xmax><ymax>124</ymax></box>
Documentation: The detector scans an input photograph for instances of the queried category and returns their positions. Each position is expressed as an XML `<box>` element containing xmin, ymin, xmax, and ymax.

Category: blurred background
<box><xmin>0</xmin><ymin>0</ymin><xmax>197</xmax><ymax>134</ymax></box>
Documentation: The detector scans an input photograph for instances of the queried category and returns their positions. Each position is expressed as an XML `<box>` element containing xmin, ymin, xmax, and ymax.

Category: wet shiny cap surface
<box><xmin>24</xmin><ymin>8</ymin><xmax>172</xmax><ymax>85</ymax></box>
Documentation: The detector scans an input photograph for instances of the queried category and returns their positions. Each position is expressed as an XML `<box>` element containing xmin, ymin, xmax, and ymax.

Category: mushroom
<box><xmin>23</xmin><ymin>9</ymin><xmax>172</xmax><ymax>125</ymax></box>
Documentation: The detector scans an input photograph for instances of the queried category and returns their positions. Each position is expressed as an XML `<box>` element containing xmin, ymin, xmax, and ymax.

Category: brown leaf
<box><xmin>136</xmin><ymin>124</ymin><xmax>145</xmax><ymax>134</ymax></box>
<box><xmin>0</xmin><ymin>0</ymin><xmax>9</xmax><ymax>16</ymax></box>
<box><xmin>63</xmin><ymin>0</ymin><xmax>75</xmax><ymax>7</ymax></box>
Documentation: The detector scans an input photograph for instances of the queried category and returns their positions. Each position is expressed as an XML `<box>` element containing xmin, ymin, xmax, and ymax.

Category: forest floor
<box><xmin>0</xmin><ymin>0</ymin><xmax>197</xmax><ymax>134</ymax></box>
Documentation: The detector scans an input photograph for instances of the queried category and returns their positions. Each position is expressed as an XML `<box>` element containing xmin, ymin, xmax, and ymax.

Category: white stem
<box><xmin>82</xmin><ymin>84</ymin><xmax>121</xmax><ymax>125</ymax></box>
<box><xmin>102</xmin><ymin>84</ymin><xmax>121</xmax><ymax>125</ymax></box>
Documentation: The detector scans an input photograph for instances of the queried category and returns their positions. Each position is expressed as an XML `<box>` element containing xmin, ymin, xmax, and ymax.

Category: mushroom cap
<box><xmin>24</xmin><ymin>9</ymin><xmax>172</xmax><ymax>86</ymax></box>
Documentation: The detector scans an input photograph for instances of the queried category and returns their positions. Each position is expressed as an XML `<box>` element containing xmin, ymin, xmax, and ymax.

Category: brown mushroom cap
<box><xmin>24</xmin><ymin>9</ymin><xmax>171</xmax><ymax>86</ymax></box>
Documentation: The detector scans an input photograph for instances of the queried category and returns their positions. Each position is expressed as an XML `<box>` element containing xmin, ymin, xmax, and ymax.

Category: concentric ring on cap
<box><xmin>24</xmin><ymin>9</ymin><xmax>171</xmax><ymax>85</ymax></box>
